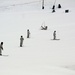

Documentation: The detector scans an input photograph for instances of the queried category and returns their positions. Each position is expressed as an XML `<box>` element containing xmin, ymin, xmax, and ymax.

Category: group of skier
<box><xmin>20</xmin><ymin>29</ymin><xmax>30</xmax><ymax>47</ymax></box>
<box><xmin>52</xmin><ymin>4</ymin><xmax>61</xmax><ymax>13</ymax></box>
<box><xmin>20</xmin><ymin>28</ymin><xmax>57</xmax><ymax>48</ymax></box>
<box><xmin>0</xmin><ymin>28</ymin><xmax>57</xmax><ymax>56</ymax></box>
<box><xmin>0</xmin><ymin>3</ymin><xmax>69</xmax><ymax>56</ymax></box>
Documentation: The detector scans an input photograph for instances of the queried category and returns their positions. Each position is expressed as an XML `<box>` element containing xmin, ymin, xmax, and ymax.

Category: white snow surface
<box><xmin>0</xmin><ymin>0</ymin><xmax>75</xmax><ymax>75</ymax></box>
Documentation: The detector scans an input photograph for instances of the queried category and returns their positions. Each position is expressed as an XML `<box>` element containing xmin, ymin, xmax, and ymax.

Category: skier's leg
<box><xmin>0</xmin><ymin>50</ymin><xmax>2</xmax><ymax>55</ymax></box>
<box><xmin>20</xmin><ymin>41</ymin><xmax>22</xmax><ymax>47</ymax></box>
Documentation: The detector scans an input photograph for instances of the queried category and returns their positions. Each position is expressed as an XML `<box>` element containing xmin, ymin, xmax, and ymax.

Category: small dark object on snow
<box><xmin>58</xmin><ymin>4</ymin><xmax>61</xmax><ymax>8</ymax></box>
<box><xmin>65</xmin><ymin>10</ymin><xmax>69</xmax><ymax>13</ymax></box>
<box><xmin>52</xmin><ymin>9</ymin><xmax>55</xmax><ymax>13</ymax></box>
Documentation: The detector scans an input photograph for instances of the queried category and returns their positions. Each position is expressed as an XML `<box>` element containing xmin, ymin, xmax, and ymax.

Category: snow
<box><xmin>0</xmin><ymin>0</ymin><xmax>75</xmax><ymax>75</ymax></box>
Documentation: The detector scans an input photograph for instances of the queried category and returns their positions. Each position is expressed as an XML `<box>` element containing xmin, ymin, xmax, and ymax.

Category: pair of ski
<box><xmin>51</xmin><ymin>39</ymin><xmax>60</xmax><ymax>40</ymax></box>
<box><xmin>0</xmin><ymin>55</ymin><xmax>8</xmax><ymax>57</ymax></box>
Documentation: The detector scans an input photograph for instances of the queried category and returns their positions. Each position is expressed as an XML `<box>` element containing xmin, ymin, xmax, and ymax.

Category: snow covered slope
<box><xmin>0</xmin><ymin>0</ymin><xmax>75</xmax><ymax>75</ymax></box>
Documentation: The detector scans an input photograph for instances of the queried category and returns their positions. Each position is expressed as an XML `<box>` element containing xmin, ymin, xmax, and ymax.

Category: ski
<box><xmin>0</xmin><ymin>55</ymin><xmax>9</xmax><ymax>57</ymax></box>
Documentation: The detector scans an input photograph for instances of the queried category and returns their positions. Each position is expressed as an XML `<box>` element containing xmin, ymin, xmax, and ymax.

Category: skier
<box><xmin>52</xmin><ymin>5</ymin><xmax>55</xmax><ymax>10</ymax></box>
<box><xmin>27</xmin><ymin>29</ymin><xmax>30</xmax><ymax>38</ymax></box>
<box><xmin>53</xmin><ymin>31</ymin><xmax>56</xmax><ymax>40</ymax></box>
<box><xmin>0</xmin><ymin>42</ymin><xmax>3</xmax><ymax>56</ymax></box>
<box><xmin>58</xmin><ymin>4</ymin><xmax>61</xmax><ymax>8</ymax></box>
<box><xmin>20</xmin><ymin>36</ymin><xmax>24</xmax><ymax>47</ymax></box>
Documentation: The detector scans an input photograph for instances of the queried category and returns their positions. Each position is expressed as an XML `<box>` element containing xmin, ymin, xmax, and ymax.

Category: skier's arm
<box><xmin>23</xmin><ymin>38</ymin><xmax>24</xmax><ymax>40</ymax></box>
<box><xmin>1</xmin><ymin>46</ymin><xmax>3</xmax><ymax>50</ymax></box>
<box><xmin>0</xmin><ymin>46</ymin><xmax>3</xmax><ymax>50</ymax></box>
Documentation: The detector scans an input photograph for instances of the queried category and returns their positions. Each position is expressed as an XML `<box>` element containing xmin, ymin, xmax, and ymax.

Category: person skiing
<box><xmin>20</xmin><ymin>36</ymin><xmax>24</xmax><ymax>47</ymax></box>
<box><xmin>27</xmin><ymin>29</ymin><xmax>30</xmax><ymax>38</ymax></box>
<box><xmin>0</xmin><ymin>42</ymin><xmax>3</xmax><ymax>56</ymax></box>
<box><xmin>53</xmin><ymin>31</ymin><xmax>56</xmax><ymax>40</ymax></box>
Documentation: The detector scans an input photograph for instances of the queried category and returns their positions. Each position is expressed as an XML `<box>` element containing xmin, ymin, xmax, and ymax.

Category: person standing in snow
<box><xmin>20</xmin><ymin>36</ymin><xmax>24</xmax><ymax>47</ymax></box>
<box><xmin>53</xmin><ymin>31</ymin><xmax>56</xmax><ymax>40</ymax></box>
<box><xmin>0</xmin><ymin>42</ymin><xmax>3</xmax><ymax>56</ymax></box>
<box><xmin>27</xmin><ymin>29</ymin><xmax>30</xmax><ymax>38</ymax></box>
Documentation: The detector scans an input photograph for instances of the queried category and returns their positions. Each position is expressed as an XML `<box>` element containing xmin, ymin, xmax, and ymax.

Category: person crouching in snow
<box><xmin>0</xmin><ymin>42</ymin><xmax>3</xmax><ymax>56</ymax></box>
<box><xmin>41</xmin><ymin>26</ymin><xmax>48</xmax><ymax>30</ymax></box>
<box><xmin>20</xmin><ymin>36</ymin><xmax>24</xmax><ymax>47</ymax></box>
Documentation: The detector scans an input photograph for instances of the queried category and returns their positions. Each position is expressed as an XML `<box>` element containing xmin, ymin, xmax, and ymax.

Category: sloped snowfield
<box><xmin>0</xmin><ymin>0</ymin><xmax>75</xmax><ymax>75</ymax></box>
